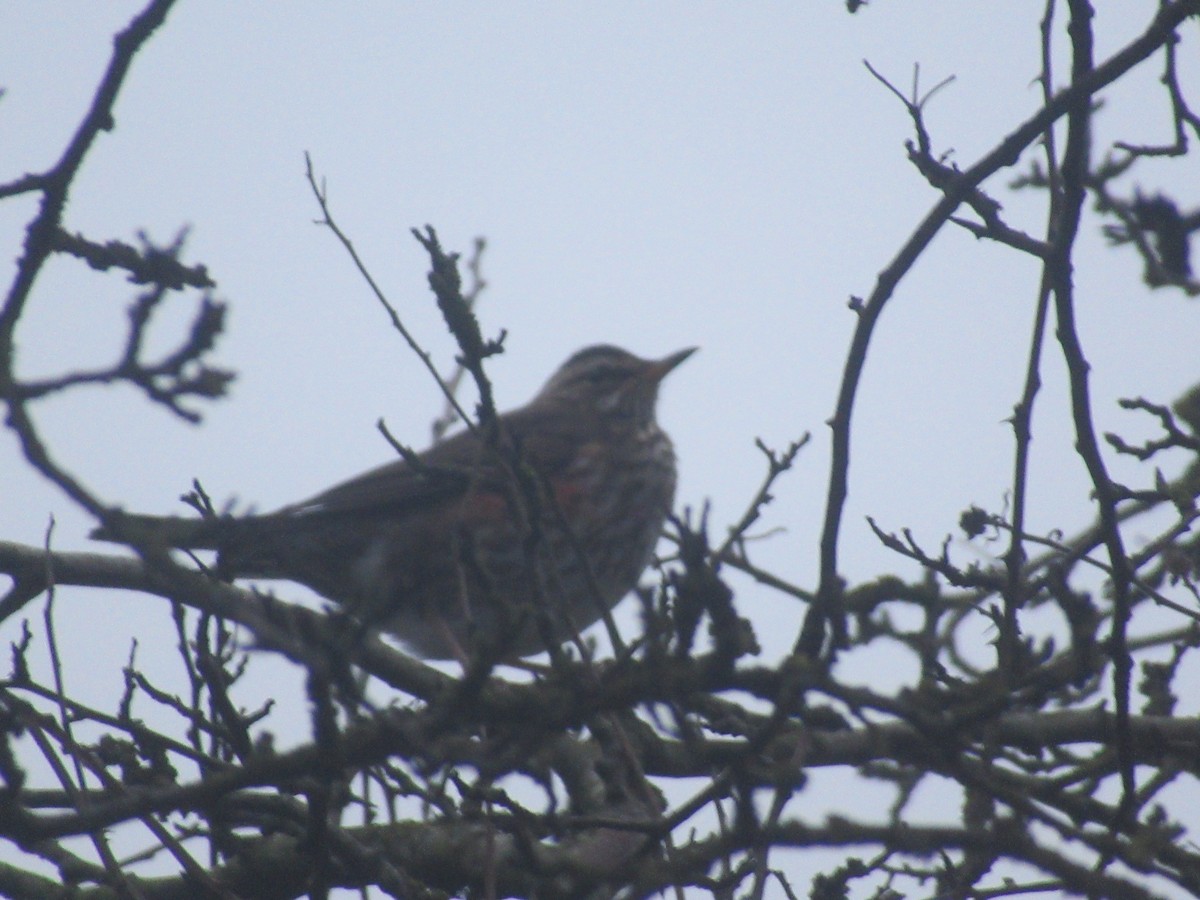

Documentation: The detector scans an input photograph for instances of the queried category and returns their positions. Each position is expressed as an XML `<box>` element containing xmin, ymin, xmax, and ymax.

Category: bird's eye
<box><xmin>586</xmin><ymin>367</ymin><xmax>619</xmax><ymax>385</ymax></box>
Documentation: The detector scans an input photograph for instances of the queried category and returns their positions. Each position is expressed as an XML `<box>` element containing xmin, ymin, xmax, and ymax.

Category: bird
<box><xmin>93</xmin><ymin>345</ymin><xmax>695</xmax><ymax>660</ymax></box>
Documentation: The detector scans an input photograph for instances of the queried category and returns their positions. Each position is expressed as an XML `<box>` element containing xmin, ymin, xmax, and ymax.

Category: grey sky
<box><xmin>2</xmin><ymin>4</ymin><xmax>1197</xmax><ymax>892</ymax></box>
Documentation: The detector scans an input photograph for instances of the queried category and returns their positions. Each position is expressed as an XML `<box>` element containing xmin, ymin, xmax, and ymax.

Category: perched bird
<box><xmin>93</xmin><ymin>345</ymin><xmax>694</xmax><ymax>660</ymax></box>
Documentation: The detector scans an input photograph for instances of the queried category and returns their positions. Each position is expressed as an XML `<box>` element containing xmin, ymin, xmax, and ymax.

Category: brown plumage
<box><xmin>93</xmin><ymin>345</ymin><xmax>694</xmax><ymax>659</ymax></box>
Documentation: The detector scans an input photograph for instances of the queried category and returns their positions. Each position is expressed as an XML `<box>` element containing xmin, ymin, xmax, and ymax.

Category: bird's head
<box><xmin>538</xmin><ymin>344</ymin><xmax>696</xmax><ymax>424</ymax></box>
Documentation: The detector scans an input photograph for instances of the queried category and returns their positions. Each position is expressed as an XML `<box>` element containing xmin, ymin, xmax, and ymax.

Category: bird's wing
<box><xmin>283</xmin><ymin>445</ymin><xmax>475</xmax><ymax>519</ymax></box>
<box><xmin>281</xmin><ymin>403</ymin><xmax>588</xmax><ymax>520</ymax></box>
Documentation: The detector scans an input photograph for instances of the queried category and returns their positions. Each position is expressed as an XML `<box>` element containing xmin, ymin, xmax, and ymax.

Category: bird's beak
<box><xmin>644</xmin><ymin>347</ymin><xmax>698</xmax><ymax>385</ymax></box>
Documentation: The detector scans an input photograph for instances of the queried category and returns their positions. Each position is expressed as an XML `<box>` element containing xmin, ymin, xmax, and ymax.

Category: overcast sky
<box><xmin>2</xmin><ymin>3</ymin><xmax>1197</xmax><ymax>892</ymax></box>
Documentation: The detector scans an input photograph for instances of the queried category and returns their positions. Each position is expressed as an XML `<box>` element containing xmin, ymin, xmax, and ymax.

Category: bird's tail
<box><xmin>91</xmin><ymin>513</ymin><xmax>232</xmax><ymax>551</ymax></box>
<box><xmin>91</xmin><ymin>512</ymin><xmax>319</xmax><ymax>585</ymax></box>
